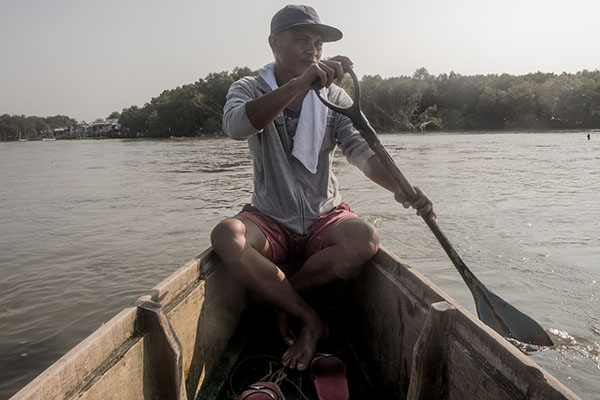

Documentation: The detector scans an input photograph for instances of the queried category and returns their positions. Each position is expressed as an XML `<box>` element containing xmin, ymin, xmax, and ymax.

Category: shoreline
<box><xmin>2</xmin><ymin>128</ymin><xmax>598</xmax><ymax>143</ymax></box>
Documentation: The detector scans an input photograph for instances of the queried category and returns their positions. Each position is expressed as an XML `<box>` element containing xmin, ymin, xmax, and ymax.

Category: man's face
<box><xmin>270</xmin><ymin>27</ymin><xmax>324</xmax><ymax>79</ymax></box>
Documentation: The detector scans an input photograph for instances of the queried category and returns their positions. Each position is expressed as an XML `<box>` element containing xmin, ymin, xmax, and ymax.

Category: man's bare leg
<box><xmin>281</xmin><ymin>218</ymin><xmax>379</xmax><ymax>366</ymax></box>
<box><xmin>275</xmin><ymin>309</ymin><xmax>295</xmax><ymax>346</ymax></box>
<box><xmin>211</xmin><ymin>216</ymin><xmax>326</xmax><ymax>371</ymax></box>
<box><xmin>289</xmin><ymin>217</ymin><xmax>379</xmax><ymax>292</ymax></box>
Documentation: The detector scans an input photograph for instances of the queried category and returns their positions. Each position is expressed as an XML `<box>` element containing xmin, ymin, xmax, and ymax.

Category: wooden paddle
<box><xmin>312</xmin><ymin>65</ymin><xmax>554</xmax><ymax>346</ymax></box>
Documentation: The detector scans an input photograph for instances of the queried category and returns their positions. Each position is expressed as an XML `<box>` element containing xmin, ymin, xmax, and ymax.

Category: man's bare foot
<box><xmin>281</xmin><ymin>311</ymin><xmax>327</xmax><ymax>371</ymax></box>
<box><xmin>275</xmin><ymin>309</ymin><xmax>296</xmax><ymax>346</ymax></box>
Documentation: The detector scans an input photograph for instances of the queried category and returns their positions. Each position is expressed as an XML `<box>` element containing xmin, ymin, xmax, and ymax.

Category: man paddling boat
<box><xmin>210</xmin><ymin>4</ymin><xmax>435</xmax><ymax>372</ymax></box>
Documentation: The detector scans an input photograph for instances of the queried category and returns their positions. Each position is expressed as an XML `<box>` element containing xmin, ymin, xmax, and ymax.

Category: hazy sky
<box><xmin>1</xmin><ymin>0</ymin><xmax>599</xmax><ymax>121</ymax></box>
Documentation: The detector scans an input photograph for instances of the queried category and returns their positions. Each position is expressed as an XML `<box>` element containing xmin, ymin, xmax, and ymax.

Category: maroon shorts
<box><xmin>236</xmin><ymin>203</ymin><xmax>359</xmax><ymax>265</ymax></box>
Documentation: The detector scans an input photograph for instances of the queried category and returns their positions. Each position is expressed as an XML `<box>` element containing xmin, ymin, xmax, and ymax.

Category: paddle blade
<box><xmin>473</xmin><ymin>285</ymin><xmax>554</xmax><ymax>346</ymax></box>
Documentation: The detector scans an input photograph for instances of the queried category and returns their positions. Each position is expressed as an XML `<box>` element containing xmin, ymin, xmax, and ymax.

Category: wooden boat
<box><xmin>11</xmin><ymin>247</ymin><xmax>580</xmax><ymax>399</ymax></box>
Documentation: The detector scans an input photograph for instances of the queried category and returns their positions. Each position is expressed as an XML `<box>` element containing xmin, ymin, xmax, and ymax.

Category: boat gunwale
<box><xmin>359</xmin><ymin>248</ymin><xmax>579</xmax><ymax>399</ymax></box>
<box><xmin>11</xmin><ymin>249</ymin><xmax>220</xmax><ymax>399</ymax></box>
<box><xmin>10</xmin><ymin>306</ymin><xmax>140</xmax><ymax>399</ymax></box>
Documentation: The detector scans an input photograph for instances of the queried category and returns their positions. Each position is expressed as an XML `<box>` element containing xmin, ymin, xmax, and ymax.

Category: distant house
<box><xmin>86</xmin><ymin>119</ymin><xmax>121</xmax><ymax>137</ymax></box>
<box><xmin>44</xmin><ymin>120</ymin><xmax>121</xmax><ymax>139</ymax></box>
<box><xmin>51</xmin><ymin>123</ymin><xmax>88</xmax><ymax>139</ymax></box>
<box><xmin>53</xmin><ymin>127</ymin><xmax>69</xmax><ymax>136</ymax></box>
<box><xmin>74</xmin><ymin>123</ymin><xmax>87</xmax><ymax>136</ymax></box>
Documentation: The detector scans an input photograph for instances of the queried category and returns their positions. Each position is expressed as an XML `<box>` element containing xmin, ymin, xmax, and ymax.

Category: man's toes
<box><xmin>296</xmin><ymin>351</ymin><xmax>312</xmax><ymax>371</ymax></box>
<box><xmin>281</xmin><ymin>331</ymin><xmax>295</xmax><ymax>346</ymax></box>
<box><xmin>283</xmin><ymin>347</ymin><xmax>301</xmax><ymax>370</ymax></box>
<box><xmin>276</xmin><ymin>313</ymin><xmax>296</xmax><ymax>346</ymax></box>
<box><xmin>282</xmin><ymin>349</ymin><xmax>292</xmax><ymax>364</ymax></box>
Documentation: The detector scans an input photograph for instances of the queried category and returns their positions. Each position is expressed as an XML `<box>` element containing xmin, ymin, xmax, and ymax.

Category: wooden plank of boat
<box><xmin>350</xmin><ymin>249</ymin><xmax>578</xmax><ymax>399</ymax></box>
<box><xmin>10</xmin><ymin>247</ymin><xmax>580</xmax><ymax>400</ymax></box>
<box><xmin>10</xmin><ymin>249</ymin><xmax>244</xmax><ymax>400</ymax></box>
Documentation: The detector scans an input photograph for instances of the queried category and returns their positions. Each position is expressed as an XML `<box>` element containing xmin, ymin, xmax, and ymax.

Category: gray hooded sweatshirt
<box><xmin>222</xmin><ymin>75</ymin><xmax>375</xmax><ymax>235</ymax></box>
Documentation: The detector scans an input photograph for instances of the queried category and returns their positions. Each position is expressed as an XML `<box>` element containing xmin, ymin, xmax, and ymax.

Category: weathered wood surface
<box><xmin>171</xmin><ymin>251</ymin><xmax>247</xmax><ymax>398</ymax></box>
<box><xmin>353</xmin><ymin>247</ymin><xmax>579</xmax><ymax>400</ymax></box>
<box><xmin>11</xmin><ymin>306</ymin><xmax>140</xmax><ymax>399</ymax></box>
<box><xmin>136</xmin><ymin>299</ymin><xmax>187</xmax><ymax>400</ymax></box>
<box><xmin>10</xmin><ymin>247</ymin><xmax>579</xmax><ymax>400</ymax></box>
<box><xmin>350</xmin><ymin>246</ymin><xmax>447</xmax><ymax>396</ymax></box>
<box><xmin>408</xmin><ymin>301</ymin><xmax>578</xmax><ymax>400</ymax></box>
<box><xmin>11</xmin><ymin>249</ymin><xmax>246</xmax><ymax>400</ymax></box>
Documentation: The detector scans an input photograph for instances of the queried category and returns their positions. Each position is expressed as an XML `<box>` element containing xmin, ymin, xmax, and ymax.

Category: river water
<box><xmin>0</xmin><ymin>132</ymin><xmax>598</xmax><ymax>399</ymax></box>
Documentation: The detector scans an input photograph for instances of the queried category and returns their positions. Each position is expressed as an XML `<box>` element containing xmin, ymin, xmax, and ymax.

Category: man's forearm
<box><xmin>362</xmin><ymin>155</ymin><xmax>401</xmax><ymax>194</ymax></box>
<box><xmin>245</xmin><ymin>78</ymin><xmax>306</xmax><ymax>130</ymax></box>
<box><xmin>362</xmin><ymin>154</ymin><xmax>436</xmax><ymax>218</ymax></box>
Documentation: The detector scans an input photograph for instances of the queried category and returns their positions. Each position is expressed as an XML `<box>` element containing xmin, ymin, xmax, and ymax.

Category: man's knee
<box><xmin>210</xmin><ymin>218</ymin><xmax>246</xmax><ymax>256</ymax></box>
<box><xmin>331</xmin><ymin>219</ymin><xmax>379</xmax><ymax>279</ymax></box>
<box><xmin>356</xmin><ymin>221</ymin><xmax>379</xmax><ymax>259</ymax></box>
<box><xmin>344</xmin><ymin>219</ymin><xmax>379</xmax><ymax>260</ymax></box>
<box><xmin>211</xmin><ymin>217</ymin><xmax>272</xmax><ymax>261</ymax></box>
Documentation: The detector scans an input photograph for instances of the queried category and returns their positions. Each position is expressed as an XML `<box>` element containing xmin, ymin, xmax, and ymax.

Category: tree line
<box><xmin>356</xmin><ymin>68</ymin><xmax>600</xmax><ymax>132</ymax></box>
<box><xmin>0</xmin><ymin>115</ymin><xmax>77</xmax><ymax>141</ymax></box>
<box><xmin>117</xmin><ymin>67</ymin><xmax>600</xmax><ymax>135</ymax></box>
<box><xmin>117</xmin><ymin>67</ymin><xmax>255</xmax><ymax>137</ymax></box>
<box><xmin>2</xmin><ymin>67</ymin><xmax>599</xmax><ymax>141</ymax></box>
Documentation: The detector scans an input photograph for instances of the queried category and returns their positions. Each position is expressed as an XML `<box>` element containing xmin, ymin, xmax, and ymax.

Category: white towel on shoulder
<box><xmin>258</xmin><ymin>62</ymin><xmax>327</xmax><ymax>174</ymax></box>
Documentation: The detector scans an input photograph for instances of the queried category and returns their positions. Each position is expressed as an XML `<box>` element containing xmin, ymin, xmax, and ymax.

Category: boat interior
<box><xmin>196</xmin><ymin>282</ymin><xmax>394</xmax><ymax>399</ymax></box>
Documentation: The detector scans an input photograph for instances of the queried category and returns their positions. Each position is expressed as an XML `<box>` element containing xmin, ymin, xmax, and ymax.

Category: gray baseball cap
<box><xmin>270</xmin><ymin>5</ymin><xmax>343</xmax><ymax>42</ymax></box>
